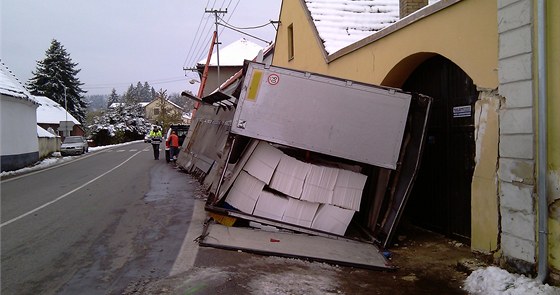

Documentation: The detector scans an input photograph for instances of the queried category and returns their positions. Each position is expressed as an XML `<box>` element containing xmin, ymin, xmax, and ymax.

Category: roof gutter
<box><xmin>536</xmin><ymin>0</ymin><xmax>548</xmax><ymax>283</ymax></box>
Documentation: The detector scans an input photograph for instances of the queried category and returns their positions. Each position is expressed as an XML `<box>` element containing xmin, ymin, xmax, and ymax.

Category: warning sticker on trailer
<box><xmin>267</xmin><ymin>74</ymin><xmax>279</xmax><ymax>85</ymax></box>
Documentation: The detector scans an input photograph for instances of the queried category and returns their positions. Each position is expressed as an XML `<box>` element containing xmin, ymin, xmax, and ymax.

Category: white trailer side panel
<box><xmin>232</xmin><ymin>62</ymin><xmax>411</xmax><ymax>169</ymax></box>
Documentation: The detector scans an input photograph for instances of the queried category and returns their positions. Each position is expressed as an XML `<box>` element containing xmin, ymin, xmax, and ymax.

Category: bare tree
<box><xmin>154</xmin><ymin>89</ymin><xmax>183</xmax><ymax>131</ymax></box>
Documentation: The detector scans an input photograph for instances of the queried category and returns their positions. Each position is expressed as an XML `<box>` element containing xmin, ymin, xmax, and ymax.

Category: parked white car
<box><xmin>60</xmin><ymin>136</ymin><xmax>89</xmax><ymax>156</ymax></box>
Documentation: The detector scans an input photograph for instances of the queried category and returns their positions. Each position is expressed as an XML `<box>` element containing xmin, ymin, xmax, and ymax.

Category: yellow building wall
<box><xmin>272</xmin><ymin>0</ymin><xmax>500</xmax><ymax>253</ymax></box>
<box><xmin>273</xmin><ymin>0</ymin><xmax>498</xmax><ymax>89</ymax></box>
<box><xmin>547</xmin><ymin>0</ymin><xmax>560</xmax><ymax>278</ymax></box>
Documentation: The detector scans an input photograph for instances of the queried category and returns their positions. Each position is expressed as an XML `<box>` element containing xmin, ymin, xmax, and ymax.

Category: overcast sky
<box><xmin>1</xmin><ymin>0</ymin><xmax>281</xmax><ymax>96</ymax></box>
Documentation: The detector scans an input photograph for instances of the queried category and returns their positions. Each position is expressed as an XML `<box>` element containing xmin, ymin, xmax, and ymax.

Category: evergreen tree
<box><xmin>135</xmin><ymin>82</ymin><xmax>143</xmax><ymax>101</ymax></box>
<box><xmin>123</xmin><ymin>84</ymin><xmax>137</xmax><ymax>105</ymax></box>
<box><xmin>88</xmin><ymin>102</ymin><xmax>151</xmax><ymax>145</ymax></box>
<box><xmin>27</xmin><ymin>39</ymin><xmax>87</xmax><ymax>123</ymax></box>
<box><xmin>86</xmin><ymin>94</ymin><xmax>107</xmax><ymax>111</ymax></box>
<box><xmin>150</xmin><ymin>87</ymin><xmax>156</xmax><ymax>101</ymax></box>
<box><xmin>107</xmin><ymin>88</ymin><xmax>120</xmax><ymax>108</ymax></box>
<box><xmin>141</xmin><ymin>82</ymin><xmax>152</xmax><ymax>102</ymax></box>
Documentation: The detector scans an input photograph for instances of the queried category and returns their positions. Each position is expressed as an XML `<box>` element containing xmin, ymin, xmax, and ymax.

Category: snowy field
<box><xmin>1</xmin><ymin>141</ymin><xmax>558</xmax><ymax>294</ymax></box>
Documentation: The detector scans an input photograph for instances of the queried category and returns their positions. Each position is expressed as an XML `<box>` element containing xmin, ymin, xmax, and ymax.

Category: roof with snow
<box><xmin>197</xmin><ymin>38</ymin><xmax>264</xmax><ymax>66</ymax></box>
<box><xmin>0</xmin><ymin>60</ymin><xmax>37</xmax><ymax>104</ymax></box>
<box><xmin>304</xmin><ymin>0</ymin><xmax>400</xmax><ymax>55</ymax></box>
<box><xmin>35</xmin><ymin>95</ymin><xmax>81</xmax><ymax>125</ymax></box>
<box><xmin>304</xmin><ymin>0</ymin><xmax>441</xmax><ymax>55</ymax></box>
<box><xmin>37</xmin><ymin>125</ymin><xmax>57</xmax><ymax>138</ymax></box>
<box><xmin>109</xmin><ymin>102</ymin><xmax>150</xmax><ymax>109</ymax></box>
<box><xmin>146</xmin><ymin>98</ymin><xmax>184</xmax><ymax>111</ymax></box>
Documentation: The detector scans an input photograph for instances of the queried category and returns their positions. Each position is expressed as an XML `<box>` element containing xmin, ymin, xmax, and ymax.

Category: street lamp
<box><xmin>64</xmin><ymin>86</ymin><xmax>68</xmax><ymax>124</ymax></box>
<box><xmin>189</xmin><ymin>79</ymin><xmax>200</xmax><ymax>84</ymax></box>
<box><xmin>62</xmin><ymin>86</ymin><xmax>71</xmax><ymax>137</ymax></box>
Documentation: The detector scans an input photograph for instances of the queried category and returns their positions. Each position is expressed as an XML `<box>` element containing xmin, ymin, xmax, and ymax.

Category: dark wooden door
<box><xmin>402</xmin><ymin>56</ymin><xmax>477</xmax><ymax>242</ymax></box>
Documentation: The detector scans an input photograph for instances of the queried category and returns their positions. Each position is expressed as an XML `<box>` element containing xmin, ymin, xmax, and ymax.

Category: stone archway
<box><xmin>399</xmin><ymin>55</ymin><xmax>478</xmax><ymax>242</ymax></box>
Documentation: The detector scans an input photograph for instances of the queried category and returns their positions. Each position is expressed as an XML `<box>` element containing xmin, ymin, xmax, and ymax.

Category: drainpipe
<box><xmin>536</xmin><ymin>0</ymin><xmax>548</xmax><ymax>283</ymax></box>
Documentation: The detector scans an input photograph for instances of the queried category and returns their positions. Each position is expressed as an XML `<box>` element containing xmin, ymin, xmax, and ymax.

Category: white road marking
<box><xmin>0</xmin><ymin>150</ymin><xmax>143</xmax><ymax>228</ymax></box>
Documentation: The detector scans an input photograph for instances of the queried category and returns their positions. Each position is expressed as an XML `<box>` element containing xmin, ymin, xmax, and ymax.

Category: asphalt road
<box><xmin>1</xmin><ymin>141</ymin><xmax>199</xmax><ymax>295</ymax></box>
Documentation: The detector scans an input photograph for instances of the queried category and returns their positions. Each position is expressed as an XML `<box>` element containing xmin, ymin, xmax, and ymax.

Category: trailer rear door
<box><xmin>232</xmin><ymin>62</ymin><xmax>412</xmax><ymax>170</ymax></box>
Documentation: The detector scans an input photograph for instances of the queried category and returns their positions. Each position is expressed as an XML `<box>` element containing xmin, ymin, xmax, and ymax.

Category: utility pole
<box><xmin>205</xmin><ymin>8</ymin><xmax>227</xmax><ymax>91</ymax></box>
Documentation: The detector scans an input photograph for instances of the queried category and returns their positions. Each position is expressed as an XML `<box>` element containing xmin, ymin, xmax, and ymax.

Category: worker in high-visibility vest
<box><xmin>148</xmin><ymin>126</ymin><xmax>162</xmax><ymax>160</ymax></box>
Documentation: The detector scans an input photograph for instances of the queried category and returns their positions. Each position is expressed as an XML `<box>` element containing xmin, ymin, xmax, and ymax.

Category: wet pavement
<box><xmin>124</xmin><ymin>197</ymin><xmax>488</xmax><ymax>295</ymax></box>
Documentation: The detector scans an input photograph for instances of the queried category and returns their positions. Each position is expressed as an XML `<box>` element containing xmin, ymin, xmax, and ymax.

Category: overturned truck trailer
<box><xmin>179</xmin><ymin>62</ymin><xmax>432</xmax><ymax>270</ymax></box>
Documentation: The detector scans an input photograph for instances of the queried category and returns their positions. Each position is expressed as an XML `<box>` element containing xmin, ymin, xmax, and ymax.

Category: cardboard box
<box><xmin>311</xmin><ymin>204</ymin><xmax>355</xmax><ymax>236</ymax></box>
<box><xmin>225</xmin><ymin>171</ymin><xmax>265</xmax><ymax>214</ymax></box>
<box><xmin>300</xmin><ymin>164</ymin><xmax>338</xmax><ymax>204</ymax></box>
<box><xmin>332</xmin><ymin>169</ymin><xmax>368</xmax><ymax>211</ymax></box>
<box><xmin>243</xmin><ymin>141</ymin><xmax>284</xmax><ymax>184</ymax></box>
<box><xmin>281</xmin><ymin>198</ymin><xmax>320</xmax><ymax>228</ymax></box>
<box><xmin>269</xmin><ymin>154</ymin><xmax>311</xmax><ymax>199</ymax></box>
<box><xmin>253</xmin><ymin>190</ymin><xmax>289</xmax><ymax>221</ymax></box>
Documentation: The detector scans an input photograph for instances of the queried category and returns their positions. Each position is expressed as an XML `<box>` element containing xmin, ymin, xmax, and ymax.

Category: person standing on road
<box><xmin>148</xmin><ymin>126</ymin><xmax>162</xmax><ymax>160</ymax></box>
<box><xmin>167</xmin><ymin>130</ymin><xmax>179</xmax><ymax>162</ymax></box>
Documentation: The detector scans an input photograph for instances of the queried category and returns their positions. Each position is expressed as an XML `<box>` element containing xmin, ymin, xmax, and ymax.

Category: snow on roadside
<box><xmin>0</xmin><ymin>141</ymin><xmax>142</xmax><ymax>178</ymax></box>
<box><xmin>464</xmin><ymin>266</ymin><xmax>560</xmax><ymax>295</ymax></box>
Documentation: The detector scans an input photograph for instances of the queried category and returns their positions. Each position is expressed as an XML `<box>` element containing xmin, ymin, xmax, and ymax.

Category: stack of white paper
<box><xmin>300</xmin><ymin>165</ymin><xmax>338</xmax><ymax>204</ymax></box>
<box><xmin>243</xmin><ymin>141</ymin><xmax>284</xmax><ymax>184</ymax></box>
<box><xmin>253</xmin><ymin>190</ymin><xmax>289</xmax><ymax>221</ymax></box>
<box><xmin>226</xmin><ymin>171</ymin><xmax>265</xmax><ymax>214</ymax></box>
<box><xmin>332</xmin><ymin>169</ymin><xmax>368</xmax><ymax>211</ymax></box>
<box><xmin>311</xmin><ymin>204</ymin><xmax>356</xmax><ymax>236</ymax></box>
<box><xmin>269</xmin><ymin>154</ymin><xmax>311</xmax><ymax>199</ymax></box>
<box><xmin>281</xmin><ymin>198</ymin><xmax>320</xmax><ymax>228</ymax></box>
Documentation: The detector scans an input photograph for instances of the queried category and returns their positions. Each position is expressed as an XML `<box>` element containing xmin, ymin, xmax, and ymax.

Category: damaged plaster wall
<box><xmin>550</xmin><ymin>171</ymin><xmax>560</xmax><ymax>277</ymax></box>
<box><xmin>497</xmin><ymin>0</ymin><xmax>537</xmax><ymax>269</ymax></box>
<box><xmin>471</xmin><ymin>90</ymin><xmax>500</xmax><ymax>254</ymax></box>
<box><xmin>547</xmin><ymin>0</ymin><xmax>560</xmax><ymax>282</ymax></box>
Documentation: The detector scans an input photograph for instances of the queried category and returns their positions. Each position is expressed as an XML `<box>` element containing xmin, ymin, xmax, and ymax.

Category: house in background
<box><xmin>0</xmin><ymin>60</ymin><xmax>40</xmax><ymax>172</ymax></box>
<box><xmin>272</xmin><ymin>0</ymin><xmax>559</xmax><ymax>283</ymax></box>
<box><xmin>35</xmin><ymin>95</ymin><xmax>85</xmax><ymax>138</ymax></box>
<box><xmin>144</xmin><ymin>98</ymin><xmax>185</xmax><ymax>125</ymax></box>
<box><xmin>196</xmin><ymin>38</ymin><xmax>264</xmax><ymax>97</ymax></box>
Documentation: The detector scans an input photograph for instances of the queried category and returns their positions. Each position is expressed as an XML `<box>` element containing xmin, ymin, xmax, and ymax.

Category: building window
<box><xmin>153</xmin><ymin>108</ymin><xmax>160</xmax><ymax>115</ymax></box>
<box><xmin>288</xmin><ymin>24</ymin><xmax>294</xmax><ymax>60</ymax></box>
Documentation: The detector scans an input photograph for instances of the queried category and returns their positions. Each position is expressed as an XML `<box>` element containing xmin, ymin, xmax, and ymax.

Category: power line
<box><xmin>183</xmin><ymin>0</ymin><xmax>239</xmax><ymax>69</ymax></box>
<box><xmin>82</xmin><ymin>77</ymin><xmax>188</xmax><ymax>90</ymax></box>
<box><xmin>218</xmin><ymin>15</ymin><xmax>273</xmax><ymax>30</ymax></box>
<box><xmin>218</xmin><ymin>21</ymin><xmax>272</xmax><ymax>44</ymax></box>
<box><xmin>182</xmin><ymin>5</ymin><xmax>210</xmax><ymax>67</ymax></box>
<box><xmin>184</xmin><ymin>14</ymin><xmax>213</xmax><ymax>68</ymax></box>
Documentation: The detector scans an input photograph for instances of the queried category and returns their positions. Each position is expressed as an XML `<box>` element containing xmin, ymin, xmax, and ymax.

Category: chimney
<box><xmin>400</xmin><ymin>0</ymin><xmax>429</xmax><ymax>19</ymax></box>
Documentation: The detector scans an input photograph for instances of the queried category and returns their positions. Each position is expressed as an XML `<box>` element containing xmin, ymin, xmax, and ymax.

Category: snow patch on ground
<box><xmin>248</xmin><ymin>271</ymin><xmax>341</xmax><ymax>295</ymax></box>
<box><xmin>177</xmin><ymin>267</ymin><xmax>231</xmax><ymax>292</ymax></box>
<box><xmin>464</xmin><ymin>266</ymin><xmax>560</xmax><ymax>295</ymax></box>
<box><xmin>245</xmin><ymin>256</ymin><xmax>343</xmax><ymax>295</ymax></box>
